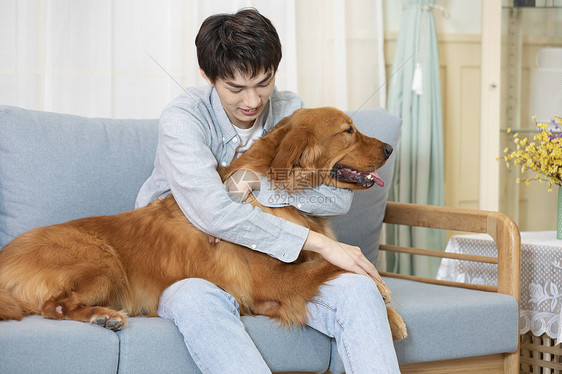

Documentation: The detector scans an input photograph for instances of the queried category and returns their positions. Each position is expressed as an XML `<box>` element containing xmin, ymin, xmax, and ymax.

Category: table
<box><xmin>436</xmin><ymin>231</ymin><xmax>562</xmax><ymax>343</ymax></box>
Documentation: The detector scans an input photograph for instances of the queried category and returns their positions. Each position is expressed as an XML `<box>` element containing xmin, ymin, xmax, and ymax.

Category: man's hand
<box><xmin>303</xmin><ymin>230</ymin><xmax>385</xmax><ymax>284</ymax></box>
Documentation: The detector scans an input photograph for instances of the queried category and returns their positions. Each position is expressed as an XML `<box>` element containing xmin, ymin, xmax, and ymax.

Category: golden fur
<box><xmin>0</xmin><ymin>107</ymin><xmax>406</xmax><ymax>340</ymax></box>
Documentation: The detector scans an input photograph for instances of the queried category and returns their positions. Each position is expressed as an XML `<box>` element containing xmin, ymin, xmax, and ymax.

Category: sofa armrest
<box><xmin>380</xmin><ymin>202</ymin><xmax>521</xmax><ymax>304</ymax></box>
<box><xmin>382</xmin><ymin>203</ymin><xmax>521</xmax><ymax>374</ymax></box>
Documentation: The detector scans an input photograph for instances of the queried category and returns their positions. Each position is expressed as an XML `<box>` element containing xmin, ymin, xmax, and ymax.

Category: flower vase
<box><xmin>558</xmin><ymin>186</ymin><xmax>562</xmax><ymax>240</ymax></box>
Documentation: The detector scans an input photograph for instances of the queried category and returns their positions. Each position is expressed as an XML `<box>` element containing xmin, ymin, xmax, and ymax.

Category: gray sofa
<box><xmin>0</xmin><ymin>105</ymin><xmax>520</xmax><ymax>373</ymax></box>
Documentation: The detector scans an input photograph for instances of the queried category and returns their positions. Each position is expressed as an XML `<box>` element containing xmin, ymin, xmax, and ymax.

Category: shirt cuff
<box><xmin>244</xmin><ymin>207</ymin><xmax>309</xmax><ymax>263</ymax></box>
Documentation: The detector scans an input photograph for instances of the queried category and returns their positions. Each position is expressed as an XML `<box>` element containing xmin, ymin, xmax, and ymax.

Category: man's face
<box><xmin>202</xmin><ymin>69</ymin><xmax>275</xmax><ymax>129</ymax></box>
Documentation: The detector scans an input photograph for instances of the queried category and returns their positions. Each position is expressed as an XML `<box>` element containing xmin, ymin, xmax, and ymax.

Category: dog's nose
<box><xmin>383</xmin><ymin>144</ymin><xmax>393</xmax><ymax>159</ymax></box>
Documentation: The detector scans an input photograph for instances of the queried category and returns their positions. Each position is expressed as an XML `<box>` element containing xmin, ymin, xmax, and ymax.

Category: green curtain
<box><xmin>385</xmin><ymin>0</ymin><xmax>446</xmax><ymax>277</ymax></box>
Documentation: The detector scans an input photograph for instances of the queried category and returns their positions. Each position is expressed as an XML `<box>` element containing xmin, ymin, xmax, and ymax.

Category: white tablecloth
<box><xmin>437</xmin><ymin>231</ymin><xmax>562</xmax><ymax>342</ymax></box>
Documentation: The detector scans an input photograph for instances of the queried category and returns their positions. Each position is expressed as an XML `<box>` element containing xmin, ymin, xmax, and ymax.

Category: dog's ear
<box><xmin>270</xmin><ymin>124</ymin><xmax>321</xmax><ymax>171</ymax></box>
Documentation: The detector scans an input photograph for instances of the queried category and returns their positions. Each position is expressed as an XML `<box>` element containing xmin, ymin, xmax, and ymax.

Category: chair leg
<box><xmin>504</xmin><ymin>349</ymin><xmax>520</xmax><ymax>374</ymax></box>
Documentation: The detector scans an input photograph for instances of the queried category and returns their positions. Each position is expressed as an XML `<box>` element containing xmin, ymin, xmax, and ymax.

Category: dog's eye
<box><xmin>344</xmin><ymin>127</ymin><xmax>354</xmax><ymax>134</ymax></box>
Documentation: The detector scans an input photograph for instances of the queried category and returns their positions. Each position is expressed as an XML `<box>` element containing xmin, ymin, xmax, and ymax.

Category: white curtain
<box><xmin>1</xmin><ymin>0</ymin><xmax>385</xmax><ymax>118</ymax></box>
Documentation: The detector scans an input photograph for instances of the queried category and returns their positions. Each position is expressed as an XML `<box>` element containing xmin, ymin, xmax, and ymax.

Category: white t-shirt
<box><xmin>233</xmin><ymin>113</ymin><xmax>265</xmax><ymax>158</ymax></box>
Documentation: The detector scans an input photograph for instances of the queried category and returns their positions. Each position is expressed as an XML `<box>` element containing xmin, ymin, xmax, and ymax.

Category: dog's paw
<box><xmin>377</xmin><ymin>282</ymin><xmax>392</xmax><ymax>304</ymax></box>
<box><xmin>386</xmin><ymin>306</ymin><xmax>407</xmax><ymax>341</ymax></box>
<box><xmin>90</xmin><ymin>309</ymin><xmax>127</xmax><ymax>331</ymax></box>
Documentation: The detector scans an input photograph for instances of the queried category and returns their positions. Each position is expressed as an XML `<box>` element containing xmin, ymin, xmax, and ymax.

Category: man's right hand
<box><xmin>303</xmin><ymin>230</ymin><xmax>385</xmax><ymax>285</ymax></box>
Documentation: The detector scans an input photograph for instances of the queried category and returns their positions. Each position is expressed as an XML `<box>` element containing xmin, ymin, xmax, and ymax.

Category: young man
<box><xmin>136</xmin><ymin>8</ymin><xmax>400</xmax><ymax>374</ymax></box>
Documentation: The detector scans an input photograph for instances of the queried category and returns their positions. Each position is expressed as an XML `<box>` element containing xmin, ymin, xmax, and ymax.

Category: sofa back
<box><xmin>0</xmin><ymin>105</ymin><xmax>400</xmax><ymax>265</ymax></box>
<box><xmin>0</xmin><ymin>106</ymin><xmax>158</xmax><ymax>248</ymax></box>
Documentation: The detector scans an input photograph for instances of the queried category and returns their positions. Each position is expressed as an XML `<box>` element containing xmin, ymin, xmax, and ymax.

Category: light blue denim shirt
<box><xmin>136</xmin><ymin>85</ymin><xmax>352</xmax><ymax>262</ymax></box>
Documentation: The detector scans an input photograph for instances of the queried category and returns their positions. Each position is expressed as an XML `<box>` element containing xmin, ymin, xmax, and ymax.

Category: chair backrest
<box><xmin>330</xmin><ymin>108</ymin><xmax>401</xmax><ymax>264</ymax></box>
<box><xmin>0</xmin><ymin>106</ymin><xmax>401</xmax><ymax>265</ymax></box>
<box><xmin>0</xmin><ymin>106</ymin><xmax>158</xmax><ymax>247</ymax></box>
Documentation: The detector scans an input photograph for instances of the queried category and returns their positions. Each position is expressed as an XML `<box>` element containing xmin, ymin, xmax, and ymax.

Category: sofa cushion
<box><xmin>116</xmin><ymin>317</ymin><xmax>199</xmax><ymax>373</ymax></box>
<box><xmin>331</xmin><ymin>108</ymin><xmax>401</xmax><ymax>264</ymax></box>
<box><xmin>0</xmin><ymin>106</ymin><xmax>158</xmax><ymax>248</ymax></box>
<box><xmin>0</xmin><ymin>277</ymin><xmax>519</xmax><ymax>374</ymax></box>
<box><xmin>116</xmin><ymin>315</ymin><xmax>334</xmax><ymax>373</ymax></box>
<box><xmin>113</xmin><ymin>276</ymin><xmax>522</xmax><ymax>373</ymax></box>
<box><xmin>384</xmin><ymin>277</ymin><xmax>519</xmax><ymax>364</ymax></box>
<box><xmin>0</xmin><ymin>315</ymin><xmax>119</xmax><ymax>374</ymax></box>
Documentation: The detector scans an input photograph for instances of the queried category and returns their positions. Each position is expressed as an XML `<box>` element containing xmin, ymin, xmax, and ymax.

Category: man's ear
<box><xmin>200</xmin><ymin>68</ymin><xmax>214</xmax><ymax>86</ymax></box>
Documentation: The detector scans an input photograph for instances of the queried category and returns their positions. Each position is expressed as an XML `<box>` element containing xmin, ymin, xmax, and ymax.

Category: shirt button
<box><xmin>251</xmin><ymin>244</ymin><xmax>257</xmax><ymax>249</ymax></box>
<box><xmin>221</xmin><ymin>162</ymin><xmax>227</xmax><ymax>167</ymax></box>
<box><xmin>297</xmin><ymin>204</ymin><xmax>302</xmax><ymax>209</ymax></box>
<box><xmin>233</xmin><ymin>138</ymin><xmax>238</xmax><ymax>143</ymax></box>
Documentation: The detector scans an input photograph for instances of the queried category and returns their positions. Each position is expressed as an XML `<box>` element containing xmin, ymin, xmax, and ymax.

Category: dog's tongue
<box><xmin>368</xmin><ymin>171</ymin><xmax>384</xmax><ymax>187</ymax></box>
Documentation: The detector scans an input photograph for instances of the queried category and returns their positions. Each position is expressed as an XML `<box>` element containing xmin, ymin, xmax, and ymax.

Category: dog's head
<box><xmin>267</xmin><ymin>107</ymin><xmax>393</xmax><ymax>191</ymax></box>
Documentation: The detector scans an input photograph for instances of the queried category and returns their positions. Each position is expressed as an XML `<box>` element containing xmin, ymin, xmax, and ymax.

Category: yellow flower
<box><xmin>503</xmin><ymin>115</ymin><xmax>562</xmax><ymax>191</ymax></box>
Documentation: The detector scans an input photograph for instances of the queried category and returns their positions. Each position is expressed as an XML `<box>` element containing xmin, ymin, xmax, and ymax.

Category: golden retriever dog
<box><xmin>0</xmin><ymin>107</ymin><xmax>407</xmax><ymax>340</ymax></box>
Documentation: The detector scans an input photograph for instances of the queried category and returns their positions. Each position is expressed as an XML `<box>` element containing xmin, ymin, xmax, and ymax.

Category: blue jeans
<box><xmin>158</xmin><ymin>273</ymin><xmax>400</xmax><ymax>374</ymax></box>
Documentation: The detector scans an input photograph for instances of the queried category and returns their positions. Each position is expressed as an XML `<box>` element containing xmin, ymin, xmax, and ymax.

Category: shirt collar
<box><xmin>211</xmin><ymin>88</ymin><xmax>237</xmax><ymax>144</ymax></box>
<box><xmin>262</xmin><ymin>87</ymin><xmax>276</xmax><ymax>133</ymax></box>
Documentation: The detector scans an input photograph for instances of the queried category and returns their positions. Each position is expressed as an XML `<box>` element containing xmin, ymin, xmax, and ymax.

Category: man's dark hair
<box><xmin>195</xmin><ymin>8</ymin><xmax>282</xmax><ymax>83</ymax></box>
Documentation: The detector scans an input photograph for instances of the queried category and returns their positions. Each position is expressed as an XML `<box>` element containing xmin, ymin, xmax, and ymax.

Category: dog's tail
<box><xmin>0</xmin><ymin>287</ymin><xmax>28</xmax><ymax>320</ymax></box>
